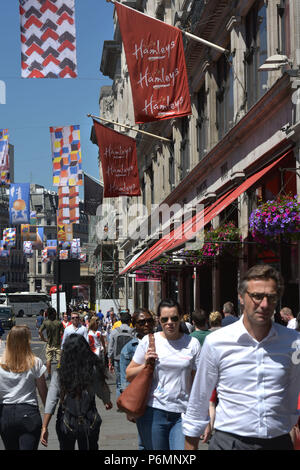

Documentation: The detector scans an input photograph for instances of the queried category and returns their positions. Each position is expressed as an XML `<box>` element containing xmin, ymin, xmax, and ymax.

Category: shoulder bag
<box><xmin>116</xmin><ymin>333</ymin><xmax>156</xmax><ymax>418</ymax></box>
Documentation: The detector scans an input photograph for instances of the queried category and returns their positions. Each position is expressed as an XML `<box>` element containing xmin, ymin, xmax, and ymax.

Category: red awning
<box><xmin>121</xmin><ymin>149</ymin><xmax>293</xmax><ymax>273</ymax></box>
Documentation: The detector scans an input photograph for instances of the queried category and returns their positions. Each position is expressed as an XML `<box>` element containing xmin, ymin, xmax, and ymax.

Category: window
<box><xmin>47</xmin><ymin>262</ymin><xmax>51</xmax><ymax>275</ymax></box>
<box><xmin>38</xmin><ymin>262</ymin><xmax>42</xmax><ymax>274</ymax></box>
<box><xmin>244</xmin><ymin>1</ymin><xmax>268</xmax><ymax>109</ymax></box>
<box><xmin>168</xmin><ymin>142</ymin><xmax>175</xmax><ymax>189</ymax></box>
<box><xmin>196</xmin><ymin>85</ymin><xmax>208</xmax><ymax>160</ymax></box>
<box><xmin>277</xmin><ymin>0</ymin><xmax>291</xmax><ymax>57</ymax></box>
<box><xmin>216</xmin><ymin>52</ymin><xmax>234</xmax><ymax>140</ymax></box>
<box><xmin>180</xmin><ymin>117</ymin><xmax>190</xmax><ymax>179</ymax></box>
<box><xmin>146</xmin><ymin>166</ymin><xmax>154</xmax><ymax>205</ymax></box>
<box><xmin>197</xmin><ymin>180</ymin><xmax>207</xmax><ymax>199</ymax></box>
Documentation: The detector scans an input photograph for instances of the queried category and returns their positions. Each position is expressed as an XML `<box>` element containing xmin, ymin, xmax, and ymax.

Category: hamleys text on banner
<box><xmin>93</xmin><ymin>120</ymin><xmax>141</xmax><ymax>198</ymax></box>
<box><xmin>115</xmin><ymin>2</ymin><xmax>191</xmax><ymax>123</ymax></box>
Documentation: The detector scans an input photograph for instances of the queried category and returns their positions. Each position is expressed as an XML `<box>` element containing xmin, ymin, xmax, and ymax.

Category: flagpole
<box><xmin>106</xmin><ymin>0</ymin><xmax>228</xmax><ymax>54</ymax></box>
<box><xmin>88</xmin><ymin>114</ymin><xmax>172</xmax><ymax>143</ymax></box>
<box><xmin>181</xmin><ymin>31</ymin><xmax>228</xmax><ymax>54</ymax></box>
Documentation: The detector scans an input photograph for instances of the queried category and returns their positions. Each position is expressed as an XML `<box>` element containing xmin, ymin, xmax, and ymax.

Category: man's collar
<box><xmin>234</xmin><ymin>315</ymin><xmax>278</xmax><ymax>344</ymax></box>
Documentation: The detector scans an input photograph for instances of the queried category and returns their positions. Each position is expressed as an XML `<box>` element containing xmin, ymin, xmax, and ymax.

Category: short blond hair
<box><xmin>209</xmin><ymin>311</ymin><xmax>222</xmax><ymax>327</ymax></box>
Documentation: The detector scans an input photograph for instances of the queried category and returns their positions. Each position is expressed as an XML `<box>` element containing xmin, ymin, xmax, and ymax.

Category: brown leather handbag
<box><xmin>116</xmin><ymin>333</ymin><xmax>156</xmax><ymax>418</ymax></box>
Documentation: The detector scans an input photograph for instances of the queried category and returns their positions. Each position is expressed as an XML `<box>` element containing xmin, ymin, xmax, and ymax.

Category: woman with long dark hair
<box><xmin>0</xmin><ymin>325</ymin><xmax>47</xmax><ymax>450</ymax></box>
<box><xmin>40</xmin><ymin>334</ymin><xmax>112</xmax><ymax>450</ymax></box>
<box><xmin>126</xmin><ymin>299</ymin><xmax>201</xmax><ymax>450</ymax></box>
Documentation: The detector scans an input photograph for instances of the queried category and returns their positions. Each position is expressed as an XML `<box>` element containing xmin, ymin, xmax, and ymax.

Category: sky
<box><xmin>0</xmin><ymin>0</ymin><xmax>115</xmax><ymax>196</ymax></box>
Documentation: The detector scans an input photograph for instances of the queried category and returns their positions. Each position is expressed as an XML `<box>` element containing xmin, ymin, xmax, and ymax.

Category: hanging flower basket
<box><xmin>158</xmin><ymin>223</ymin><xmax>242</xmax><ymax>267</ymax></box>
<box><xmin>201</xmin><ymin>222</ymin><xmax>242</xmax><ymax>259</ymax></box>
<box><xmin>154</xmin><ymin>223</ymin><xmax>242</xmax><ymax>268</ymax></box>
<box><xmin>249</xmin><ymin>195</ymin><xmax>300</xmax><ymax>243</ymax></box>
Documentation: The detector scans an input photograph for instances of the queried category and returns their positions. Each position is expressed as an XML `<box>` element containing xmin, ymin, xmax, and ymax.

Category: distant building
<box><xmin>28</xmin><ymin>184</ymin><xmax>89</xmax><ymax>294</ymax></box>
<box><xmin>0</xmin><ymin>144</ymin><xmax>27</xmax><ymax>292</ymax></box>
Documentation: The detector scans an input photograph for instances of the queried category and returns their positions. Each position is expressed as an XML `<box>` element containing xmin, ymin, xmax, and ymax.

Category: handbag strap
<box><xmin>148</xmin><ymin>333</ymin><xmax>155</xmax><ymax>352</ymax></box>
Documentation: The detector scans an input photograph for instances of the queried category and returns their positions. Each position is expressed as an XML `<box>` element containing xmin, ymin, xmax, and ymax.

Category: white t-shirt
<box><xmin>0</xmin><ymin>357</ymin><xmax>46</xmax><ymax>406</ymax></box>
<box><xmin>133</xmin><ymin>332</ymin><xmax>201</xmax><ymax>413</ymax></box>
<box><xmin>88</xmin><ymin>330</ymin><xmax>104</xmax><ymax>356</ymax></box>
<box><xmin>287</xmin><ymin>318</ymin><xmax>297</xmax><ymax>329</ymax></box>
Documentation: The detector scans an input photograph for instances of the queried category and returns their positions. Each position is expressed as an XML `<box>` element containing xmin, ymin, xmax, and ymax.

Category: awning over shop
<box><xmin>121</xmin><ymin>149</ymin><xmax>293</xmax><ymax>274</ymax></box>
<box><xmin>121</xmin><ymin>248</ymin><xmax>146</xmax><ymax>273</ymax></box>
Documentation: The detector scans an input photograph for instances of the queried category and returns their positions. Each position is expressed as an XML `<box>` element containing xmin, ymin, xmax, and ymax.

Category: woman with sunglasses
<box><xmin>126</xmin><ymin>299</ymin><xmax>201</xmax><ymax>450</ymax></box>
<box><xmin>119</xmin><ymin>308</ymin><xmax>155</xmax><ymax>449</ymax></box>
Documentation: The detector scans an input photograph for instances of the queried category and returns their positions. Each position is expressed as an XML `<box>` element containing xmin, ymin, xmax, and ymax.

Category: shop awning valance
<box><xmin>121</xmin><ymin>149</ymin><xmax>293</xmax><ymax>274</ymax></box>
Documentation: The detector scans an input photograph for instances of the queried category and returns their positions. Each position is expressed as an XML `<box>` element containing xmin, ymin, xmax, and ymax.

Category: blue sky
<box><xmin>0</xmin><ymin>0</ymin><xmax>114</xmax><ymax>195</ymax></box>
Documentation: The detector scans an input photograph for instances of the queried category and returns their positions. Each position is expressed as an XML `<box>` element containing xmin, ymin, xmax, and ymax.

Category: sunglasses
<box><xmin>71</xmin><ymin>316</ymin><xmax>80</xmax><ymax>320</ymax></box>
<box><xmin>246</xmin><ymin>291</ymin><xmax>279</xmax><ymax>304</ymax></box>
<box><xmin>136</xmin><ymin>318</ymin><xmax>155</xmax><ymax>326</ymax></box>
<box><xmin>160</xmin><ymin>315</ymin><xmax>180</xmax><ymax>324</ymax></box>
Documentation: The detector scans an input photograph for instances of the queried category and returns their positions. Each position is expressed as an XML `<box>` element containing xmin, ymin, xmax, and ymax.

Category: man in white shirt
<box><xmin>183</xmin><ymin>264</ymin><xmax>300</xmax><ymax>450</ymax></box>
<box><xmin>61</xmin><ymin>312</ymin><xmax>88</xmax><ymax>348</ymax></box>
<box><xmin>280</xmin><ymin>307</ymin><xmax>297</xmax><ymax>329</ymax></box>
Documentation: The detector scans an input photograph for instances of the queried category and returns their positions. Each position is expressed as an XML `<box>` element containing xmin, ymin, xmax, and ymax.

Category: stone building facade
<box><xmin>99</xmin><ymin>0</ymin><xmax>300</xmax><ymax>314</ymax></box>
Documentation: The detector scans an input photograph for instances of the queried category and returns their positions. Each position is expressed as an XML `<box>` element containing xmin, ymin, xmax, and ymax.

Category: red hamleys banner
<box><xmin>93</xmin><ymin>120</ymin><xmax>141</xmax><ymax>198</ymax></box>
<box><xmin>115</xmin><ymin>2</ymin><xmax>191</xmax><ymax>123</ymax></box>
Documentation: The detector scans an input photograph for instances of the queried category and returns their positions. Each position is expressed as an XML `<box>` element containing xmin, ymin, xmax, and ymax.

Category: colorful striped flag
<box><xmin>0</xmin><ymin>129</ymin><xmax>10</xmax><ymax>185</ymax></box>
<box><xmin>50</xmin><ymin>125</ymin><xmax>83</xmax><ymax>186</ymax></box>
<box><xmin>19</xmin><ymin>0</ymin><xmax>77</xmax><ymax>78</ymax></box>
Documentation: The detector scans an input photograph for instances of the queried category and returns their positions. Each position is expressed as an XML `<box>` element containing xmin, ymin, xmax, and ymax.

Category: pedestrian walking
<box><xmin>0</xmin><ymin>319</ymin><xmax>4</xmax><ymax>339</ymax></box>
<box><xmin>221</xmin><ymin>301</ymin><xmax>238</xmax><ymax>326</ymax></box>
<box><xmin>119</xmin><ymin>308</ymin><xmax>155</xmax><ymax>450</ymax></box>
<box><xmin>88</xmin><ymin>316</ymin><xmax>106</xmax><ymax>365</ymax></box>
<box><xmin>0</xmin><ymin>325</ymin><xmax>47</xmax><ymax>450</ymax></box>
<box><xmin>108</xmin><ymin>311</ymin><xmax>134</xmax><ymax>399</ymax></box>
<box><xmin>183</xmin><ymin>264</ymin><xmax>300</xmax><ymax>450</ymax></box>
<box><xmin>280</xmin><ymin>307</ymin><xmax>297</xmax><ymax>329</ymax></box>
<box><xmin>190</xmin><ymin>309</ymin><xmax>211</xmax><ymax>346</ymax></box>
<box><xmin>126</xmin><ymin>299</ymin><xmax>201</xmax><ymax>450</ymax></box>
<box><xmin>61</xmin><ymin>312</ymin><xmax>71</xmax><ymax>330</ymax></box>
<box><xmin>39</xmin><ymin>307</ymin><xmax>64</xmax><ymax>380</ymax></box>
<box><xmin>36</xmin><ymin>309</ymin><xmax>45</xmax><ymax>330</ymax></box>
<box><xmin>61</xmin><ymin>311</ymin><xmax>88</xmax><ymax>348</ymax></box>
<box><xmin>208</xmin><ymin>311</ymin><xmax>222</xmax><ymax>331</ymax></box>
<box><xmin>40</xmin><ymin>334</ymin><xmax>112</xmax><ymax>450</ymax></box>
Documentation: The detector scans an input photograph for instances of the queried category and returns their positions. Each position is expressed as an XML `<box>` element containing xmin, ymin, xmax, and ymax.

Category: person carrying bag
<box><xmin>117</xmin><ymin>333</ymin><xmax>156</xmax><ymax>418</ymax></box>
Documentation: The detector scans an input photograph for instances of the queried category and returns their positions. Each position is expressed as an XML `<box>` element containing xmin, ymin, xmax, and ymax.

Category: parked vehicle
<box><xmin>0</xmin><ymin>306</ymin><xmax>16</xmax><ymax>329</ymax></box>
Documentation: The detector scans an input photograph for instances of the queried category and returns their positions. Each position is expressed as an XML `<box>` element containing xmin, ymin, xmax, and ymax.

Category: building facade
<box><xmin>98</xmin><ymin>0</ymin><xmax>300</xmax><ymax>315</ymax></box>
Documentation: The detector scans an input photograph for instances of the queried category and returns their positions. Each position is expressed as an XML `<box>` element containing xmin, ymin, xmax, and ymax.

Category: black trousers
<box><xmin>209</xmin><ymin>429</ymin><xmax>294</xmax><ymax>450</ymax></box>
<box><xmin>0</xmin><ymin>404</ymin><xmax>42</xmax><ymax>450</ymax></box>
<box><xmin>55</xmin><ymin>406</ymin><xmax>101</xmax><ymax>450</ymax></box>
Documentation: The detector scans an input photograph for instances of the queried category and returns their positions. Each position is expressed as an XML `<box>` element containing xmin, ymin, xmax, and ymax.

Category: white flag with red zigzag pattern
<box><xmin>19</xmin><ymin>0</ymin><xmax>77</xmax><ymax>78</ymax></box>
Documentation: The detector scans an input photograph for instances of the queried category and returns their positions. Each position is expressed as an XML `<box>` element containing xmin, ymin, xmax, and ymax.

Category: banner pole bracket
<box><xmin>87</xmin><ymin>114</ymin><xmax>173</xmax><ymax>143</ymax></box>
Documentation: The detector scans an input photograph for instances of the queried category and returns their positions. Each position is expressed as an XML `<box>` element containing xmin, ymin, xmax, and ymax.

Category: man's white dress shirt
<box><xmin>287</xmin><ymin>317</ymin><xmax>297</xmax><ymax>329</ymax></box>
<box><xmin>182</xmin><ymin>317</ymin><xmax>300</xmax><ymax>439</ymax></box>
<box><xmin>61</xmin><ymin>324</ymin><xmax>88</xmax><ymax>348</ymax></box>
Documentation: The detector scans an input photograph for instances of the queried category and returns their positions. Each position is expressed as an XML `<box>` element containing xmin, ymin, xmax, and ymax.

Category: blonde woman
<box><xmin>0</xmin><ymin>325</ymin><xmax>47</xmax><ymax>450</ymax></box>
<box><xmin>209</xmin><ymin>311</ymin><xmax>222</xmax><ymax>331</ymax></box>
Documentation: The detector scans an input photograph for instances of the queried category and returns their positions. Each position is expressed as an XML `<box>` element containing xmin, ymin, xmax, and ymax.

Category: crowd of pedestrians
<box><xmin>0</xmin><ymin>264</ymin><xmax>299</xmax><ymax>451</ymax></box>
